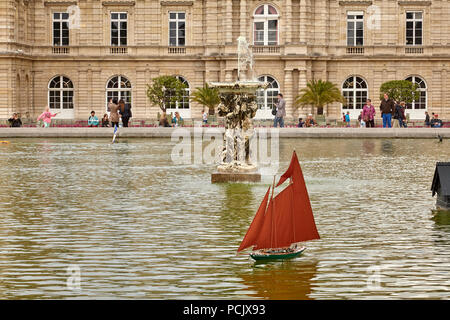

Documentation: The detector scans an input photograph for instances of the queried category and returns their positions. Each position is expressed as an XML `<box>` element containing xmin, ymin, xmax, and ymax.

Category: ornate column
<box><xmin>299</xmin><ymin>0</ymin><xmax>307</xmax><ymax>43</ymax></box>
<box><xmin>285</xmin><ymin>0</ymin><xmax>292</xmax><ymax>44</ymax></box>
<box><xmin>298</xmin><ymin>69</ymin><xmax>308</xmax><ymax>115</ymax></box>
<box><xmin>284</xmin><ymin>69</ymin><xmax>294</xmax><ymax>117</ymax></box>
<box><xmin>225</xmin><ymin>0</ymin><xmax>233</xmax><ymax>44</ymax></box>
<box><xmin>240</xmin><ymin>0</ymin><xmax>247</xmax><ymax>39</ymax></box>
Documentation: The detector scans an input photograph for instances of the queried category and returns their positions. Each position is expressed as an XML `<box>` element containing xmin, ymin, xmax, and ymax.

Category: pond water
<box><xmin>0</xmin><ymin>138</ymin><xmax>449</xmax><ymax>299</ymax></box>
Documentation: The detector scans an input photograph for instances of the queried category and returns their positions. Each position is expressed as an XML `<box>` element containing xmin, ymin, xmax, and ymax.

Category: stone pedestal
<box><xmin>211</xmin><ymin>172</ymin><xmax>261</xmax><ymax>183</ymax></box>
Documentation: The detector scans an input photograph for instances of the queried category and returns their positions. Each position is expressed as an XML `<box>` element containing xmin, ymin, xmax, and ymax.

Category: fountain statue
<box><xmin>210</xmin><ymin>37</ymin><xmax>268</xmax><ymax>183</ymax></box>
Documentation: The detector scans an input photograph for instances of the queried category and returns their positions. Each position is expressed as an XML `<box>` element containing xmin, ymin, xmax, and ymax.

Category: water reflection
<box><xmin>381</xmin><ymin>140</ymin><xmax>394</xmax><ymax>155</ymax></box>
<box><xmin>219</xmin><ymin>183</ymin><xmax>256</xmax><ymax>233</ymax></box>
<box><xmin>432</xmin><ymin>210</ymin><xmax>450</xmax><ymax>228</ymax></box>
<box><xmin>238</xmin><ymin>260</ymin><xmax>318</xmax><ymax>300</ymax></box>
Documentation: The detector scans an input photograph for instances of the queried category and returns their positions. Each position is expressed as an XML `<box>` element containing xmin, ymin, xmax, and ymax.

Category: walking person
<box><xmin>37</xmin><ymin>106</ymin><xmax>59</xmax><ymax>128</ymax></box>
<box><xmin>108</xmin><ymin>98</ymin><xmax>120</xmax><ymax>128</ymax></box>
<box><xmin>119</xmin><ymin>99</ymin><xmax>132</xmax><ymax>127</ymax></box>
<box><xmin>362</xmin><ymin>99</ymin><xmax>376</xmax><ymax>128</ymax></box>
<box><xmin>380</xmin><ymin>93</ymin><xmax>395</xmax><ymax>128</ymax></box>
<box><xmin>273</xmin><ymin>93</ymin><xmax>286</xmax><ymax>128</ymax></box>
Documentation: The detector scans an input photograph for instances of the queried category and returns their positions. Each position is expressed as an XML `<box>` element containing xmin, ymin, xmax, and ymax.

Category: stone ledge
<box><xmin>0</xmin><ymin>127</ymin><xmax>449</xmax><ymax>139</ymax></box>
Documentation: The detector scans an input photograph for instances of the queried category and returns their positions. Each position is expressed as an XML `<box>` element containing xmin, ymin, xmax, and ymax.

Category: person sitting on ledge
<box><xmin>8</xmin><ymin>113</ymin><xmax>22</xmax><ymax>127</ymax></box>
<box><xmin>159</xmin><ymin>112</ymin><xmax>170</xmax><ymax>127</ymax></box>
<box><xmin>430</xmin><ymin>114</ymin><xmax>443</xmax><ymax>128</ymax></box>
<box><xmin>101</xmin><ymin>114</ymin><xmax>109</xmax><ymax>127</ymax></box>
<box><xmin>297</xmin><ymin>117</ymin><xmax>305</xmax><ymax>128</ymax></box>
<box><xmin>305</xmin><ymin>114</ymin><xmax>317</xmax><ymax>127</ymax></box>
<box><xmin>172</xmin><ymin>111</ymin><xmax>183</xmax><ymax>127</ymax></box>
<box><xmin>88</xmin><ymin>111</ymin><xmax>99</xmax><ymax>127</ymax></box>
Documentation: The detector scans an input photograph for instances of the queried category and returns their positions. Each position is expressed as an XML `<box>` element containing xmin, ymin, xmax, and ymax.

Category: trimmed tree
<box><xmin>379</xmin><ymin>80</ymin><xmax>420</xmax><ymax>104</ymax></box>
<box><xmin>190</xmin><ymin>83</ymin><xmax>220</xmax><ymax>115</ymax></box>
<box><xmin>146</xmin><ymin>75</ymin><xmax>187</xmax><ymax>113</ymax></box>
<box><xmin>295</xmin><ymin>79</ymin><xmax>346</xmax><ymax>115</ymax></box>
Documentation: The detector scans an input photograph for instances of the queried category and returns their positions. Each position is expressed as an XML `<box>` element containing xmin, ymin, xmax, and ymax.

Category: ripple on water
<box><xmin>0</xmin><ymin>138</ymin><xmax>449</xmax><ymax>299</ymax></box>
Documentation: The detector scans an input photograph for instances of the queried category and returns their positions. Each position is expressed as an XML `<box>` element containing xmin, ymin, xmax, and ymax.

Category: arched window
<box><xmin>405</xmin><ymin>76</ymin><xmax>427</xmax><ymax>110</ymax></box>
<box><xmin>256</xmin><ymin>75</ymin><xmax>279</xmax><ymax>111</ymax></box>
<box><xmin>342</xmin><ymin>76</ymin><xmax>368</xmax><ymax>110</ymax></box>
<box><xmin>48</xmin><ymin>75</ymin><xmax>74</xmax><ymax>110</ymax></box>
<box><xmin>253</xmin><ymin>4</ymin><xmax>279</xmax><ymax>46</ymax></box>
<box><xmin>106</xmin><ymin>75</ymin><xmax>132</xmax><ymax>111</ymax></box>
<box><xmin>167</xmin><ymin>76</ymin><xmax>190</xmax><ymax>109</ymax></box>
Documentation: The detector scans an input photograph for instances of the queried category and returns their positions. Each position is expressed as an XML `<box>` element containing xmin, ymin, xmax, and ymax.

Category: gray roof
<box><xmin>431</xmin><ymin>162</ymin><xmax>450</xmax><ymax>196</ymax></box>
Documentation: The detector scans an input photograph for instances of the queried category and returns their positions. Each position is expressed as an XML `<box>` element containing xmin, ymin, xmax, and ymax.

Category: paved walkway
<box><xmin>0</xmin><ymin>127</ymin><xmax>449</xmax><ymax>138</ymax></box>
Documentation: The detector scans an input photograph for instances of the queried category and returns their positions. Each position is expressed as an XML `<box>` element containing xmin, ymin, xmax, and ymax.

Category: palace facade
<box><xmin>1</xmin><ymin>0</ymin><xmax>449</xmax><ymax>121</ymax></box>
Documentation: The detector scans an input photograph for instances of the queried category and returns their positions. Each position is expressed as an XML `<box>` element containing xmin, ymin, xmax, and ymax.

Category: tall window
<box><xmin>111</xmin><ymin>12</ymin><xmax>127</xmax><ymax>46</ymax></box>
<box><xmin>342</xmin><ymin>76</ymin><xmax>368</xmax><ymax>110</ymax></box>
<box><xmin>405</xmin><ymin>76</ymin><xmax>427</xmax><ymax>110</ymax></box>
<box><xmin>169</xmin><ymin>12</ymin><xmax>186</xmax><ymax>46</ymax></box>
<box><xmin>53</xmin><ymin>12</ymin><xmax>69</xmax><ymax>46</ymax></box>
<box><xmin>256</xmin><ymin>75</ymin><xmax>279</xmax><ymax>111</ymax></box>
<box><xmin>253</xmin><ymin>4</ymin><xmax>278</xmax><ymax>46</ymax></box>
<box><xmin>106</xmin><ymin>76</ymin><xmax>132</xmax><ymax>111</ymax></box>
<box><xmin>347</xmin><ymin>12</ymin><xmax>364</xmax><ymax>46</ymax></box>
<box><xmin>48</xmin><ymin>76</ymin><xmax>74</xmax><ymax>110</ymax></box>
<box><xmin>406</xmin><ymin>12</ymin><xmax>422</xmax><ymax>45</ymax></box>
<box><xmin>167</xmin><ymin>76</ymin><xmax>190</xmax><ymax>109</ymax></box>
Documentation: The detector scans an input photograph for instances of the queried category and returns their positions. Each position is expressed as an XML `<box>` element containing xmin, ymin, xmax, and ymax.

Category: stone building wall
<box><xmin>1</xmin><ymin>0</ymin><xmax>450</xmax><ymax>121</ymax></box>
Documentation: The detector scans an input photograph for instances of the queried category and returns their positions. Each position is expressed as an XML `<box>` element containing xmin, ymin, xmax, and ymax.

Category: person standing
<box><xmin>380</xmin><ymin>93</ymin><xmax>395</xmax><ymax>128</ymax></box>
<box><xmin>108</xmin><ymin>98</ymin><xmax>120</xmax><ymax>128</ymax></box>
<box><xmin>37</xmin><ymin>106</ymin><xmax>59</xmax><ymax>128</ymax></box>
<box><xmin>362</xmin><ymin>99</ymin><xmax>376</xmax><ymax>128</ymax></box>
<box><xmin>119</xmin><ymin>99</ymin><xmax>132</xmax><ymax>127</ymax></box>
<box><xmin>8</xmin><ymin>113</ymin><xmax>22</xmax><ymax>127</ymax></box>
<box><xmin>88</xmin><ymin>111</ymin><xmax>99</xmax><ymax>127</ymax></box>
<box><xmin>345</xmin><ymin>111</ymin><xmax>351</xmax><ymax>127</ymax></box>
<box><xmin>202</xmin><ymin>109</ymin><xmax>208</xmax><ymax>125</ymax></box>
<box><xmin>395</xmin><ymin>102</ymin><xmax>407</xmax><ymax>128</ymax></box>
<box><xmin>424</xmin><ymin>111</ymin><xmax>430</xmax><ymax>127</ymax></box>
<box><xmin>273</xmin><ymin>93</ymin><xmax>286</xmax><ymax>128</ymax></box>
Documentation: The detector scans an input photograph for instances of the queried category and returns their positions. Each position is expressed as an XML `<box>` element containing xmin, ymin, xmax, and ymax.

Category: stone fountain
<box><xmin>210</xmin><ymin>37</ymin><xmax>267</xmax><ymax>183</ymax></box>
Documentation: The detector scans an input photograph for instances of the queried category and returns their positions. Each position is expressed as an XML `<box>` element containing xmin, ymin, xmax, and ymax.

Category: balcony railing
<box><xmin>168</xmin><ymin>46</ymin><xmax>186</xmax><ymax>54</ymax></box>
<box><xmin>110</xmin><ymin>47</ymin><xmax>128</xmax><ymax>54</ymax></box>
<box><xmin>252</xmin><ymin>46</ymin><xmax>280</xmax><ymax>54</ymax></box>
<box><xmin>52</xmin><ymin>46</ymin><xmax>70</xmax><ymax>54</ymax></box>
<box><xmin>346</xmin><ymin>46</ymin><xmax>364</xmax><ymax>55</ymax></box>
<box><xmin>405</xmin><ymin>46</ymin><xmax>424</xmax><ymax>54</ymax></box>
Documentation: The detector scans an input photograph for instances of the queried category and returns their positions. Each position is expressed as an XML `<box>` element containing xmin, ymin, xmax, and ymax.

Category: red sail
<box><xmin>237</xmin><ymin>187</ymin><xmax>271</xmax><ymax>252</ymax></box>
<box><xmin>239</xmin><ymin>151</ymin><xmax>320</xmax><ymax>252</ymax></box>
<box><xmin>275</xmin><ymin>150</ymin><xmax>320</xmax><ymax>244</ymax></box>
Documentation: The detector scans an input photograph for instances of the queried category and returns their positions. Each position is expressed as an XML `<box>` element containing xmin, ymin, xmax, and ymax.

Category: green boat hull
<box><xmin>250</xmin><ymin>247</ymin><xmax>306</xmax><ymax>261</ymax></box>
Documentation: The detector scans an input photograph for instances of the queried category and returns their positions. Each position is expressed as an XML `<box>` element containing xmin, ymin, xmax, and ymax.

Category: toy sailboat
<box><xmin>238</xmin><ymin>151</ymin><xmax>320</xmax><ymax>260</ymax></box>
